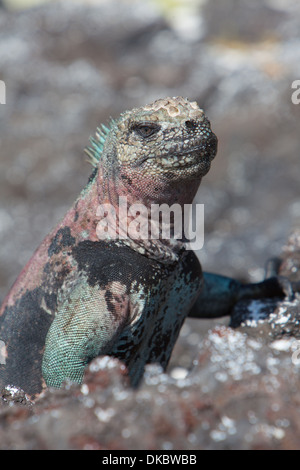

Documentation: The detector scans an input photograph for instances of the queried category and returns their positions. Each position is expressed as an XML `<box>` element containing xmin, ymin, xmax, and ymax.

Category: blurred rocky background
<box><xmin>0</xmin><ymin>0</ymin><xmax>300</xmax><ymax>450</ymax></box>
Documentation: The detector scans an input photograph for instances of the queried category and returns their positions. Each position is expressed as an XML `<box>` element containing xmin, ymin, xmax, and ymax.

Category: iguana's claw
<box><xmin>264</xmin><ymin>257</ymin><xmax>300</xmax><ymax>300</ymax></box>
<box><xmin>276</xmin><ymin>275</ymin><xmax>295</xmax><ymax>301</ymax></box>
<box><xmin>264</xmin><ymin>257</ymin><xmax>282</xmax><ymax>278</ymax></box>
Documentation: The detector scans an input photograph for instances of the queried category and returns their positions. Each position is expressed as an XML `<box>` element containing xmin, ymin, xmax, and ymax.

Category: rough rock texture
<box><xmin>0</xmin><ymin>0</ymin><xmax>300</xmax><ymax>450</ymax></box>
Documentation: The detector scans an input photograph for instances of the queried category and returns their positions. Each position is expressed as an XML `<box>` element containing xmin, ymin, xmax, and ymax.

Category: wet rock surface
<box><xmin>0</xmin><ymin>0</ymin><xmax>300</xmax><ymax>450</ymax></box>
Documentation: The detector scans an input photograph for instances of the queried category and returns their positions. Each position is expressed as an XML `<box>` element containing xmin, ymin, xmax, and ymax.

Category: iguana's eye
<box><xmin>132</xmin><ymin>123</ymin><xmax>161</xmax><ymax>138</ymax></box>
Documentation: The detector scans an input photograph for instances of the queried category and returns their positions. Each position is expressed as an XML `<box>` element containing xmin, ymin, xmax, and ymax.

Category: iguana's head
<box><xmin>85</xmin><ymin>97</ymin><xmax>217</xmax><ymax>260</ymax></box>
<box><xmin>87</xmin><ymin>97</ymin><xmax>217</xmax><ymax>204</ymax></box>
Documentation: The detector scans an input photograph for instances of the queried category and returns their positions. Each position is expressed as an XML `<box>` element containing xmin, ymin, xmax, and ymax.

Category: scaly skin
<box><xmin>0</xmin><ymin>97</ymin><xmax>288</xmax><ymax>397</ymax></box>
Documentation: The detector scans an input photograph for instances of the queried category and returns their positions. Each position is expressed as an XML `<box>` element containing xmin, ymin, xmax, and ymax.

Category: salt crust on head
<box><xmin>143</xmin><ymin>97</ymin><xmax>204</xmax><ymax>120</ymax></box>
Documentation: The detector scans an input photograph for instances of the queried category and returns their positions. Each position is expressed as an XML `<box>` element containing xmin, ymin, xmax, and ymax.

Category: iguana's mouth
<box><xmin>131</xmin><ymin>131</ymin><xmax>217</xmax><ymax>172</ymax></box>
<box><xmin>159</xmin><ymin>144</ymin><xmax>212</xmax><ymax>169</ymax></box>
<box><xmin>134</xmin><ymin>143</ymin><xmax>213</xmax><ymax>168</ymax></box>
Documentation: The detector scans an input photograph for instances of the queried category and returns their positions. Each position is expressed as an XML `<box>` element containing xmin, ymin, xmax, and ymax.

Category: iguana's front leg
<box><xmin>188</xmin><ymin>272</ymin><xmax>297</xmax><ymax>319</ymax></box>
<box><xmin>42</xmin><ymin>278</ymin><xmax>129</xmax><ymax>388</ymax></box>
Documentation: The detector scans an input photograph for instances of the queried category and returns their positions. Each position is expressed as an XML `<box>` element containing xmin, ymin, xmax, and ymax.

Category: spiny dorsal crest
<box><xmin>85</xmin><ymin>120</ymin><xmax>115</xmax><ymax>167</ymax></box>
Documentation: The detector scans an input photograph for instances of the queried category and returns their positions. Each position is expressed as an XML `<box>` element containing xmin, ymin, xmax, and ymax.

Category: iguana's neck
<box><xmin>94</xmin><ymin>164</ymin><xmax>201</xmax><ymax>264</ymax></box>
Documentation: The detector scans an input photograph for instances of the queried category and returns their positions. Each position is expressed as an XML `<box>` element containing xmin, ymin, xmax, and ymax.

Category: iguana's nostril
<box><xmin>185</xmin><ymin>120</ymin><xmax>197</xmax><ymax>129</ymax></box>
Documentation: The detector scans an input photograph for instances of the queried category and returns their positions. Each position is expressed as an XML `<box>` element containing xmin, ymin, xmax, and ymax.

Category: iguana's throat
<box><xmin>96</xmin><ymin>166</ymin><xmax>200</xmax><ymax>264</ymax></box>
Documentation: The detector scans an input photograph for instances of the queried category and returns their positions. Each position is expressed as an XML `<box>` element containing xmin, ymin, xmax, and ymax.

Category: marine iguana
<box><xmin>0</xmin><ymin>97</ymin><xmax>292</xmax><ymax>397</ymax></box>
